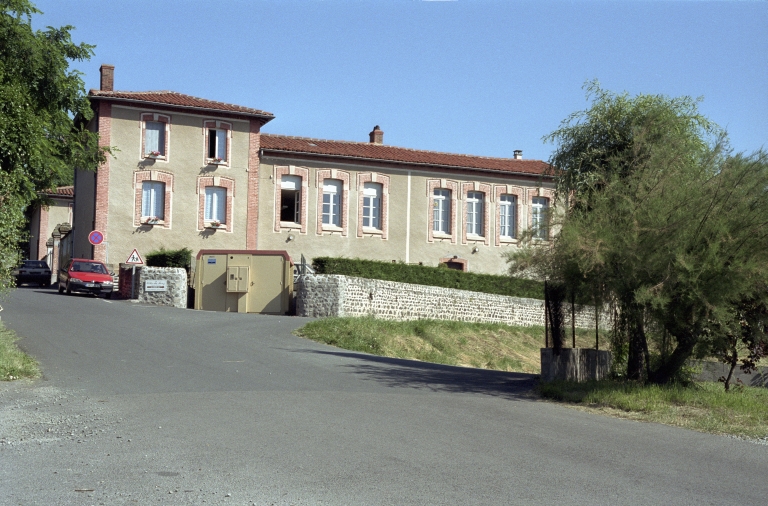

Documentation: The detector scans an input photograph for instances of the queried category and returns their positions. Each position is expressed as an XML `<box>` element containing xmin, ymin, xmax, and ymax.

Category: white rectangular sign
<box><xmin>145</xmin><ymin>279</ymin><xmax>167</xmax><ymax>292</ymax></box>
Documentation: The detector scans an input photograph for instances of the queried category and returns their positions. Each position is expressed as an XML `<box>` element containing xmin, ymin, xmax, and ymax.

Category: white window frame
<box><xmin>433</xmin><ymin>188</ymin><xmax>451</xmax><ymax>235</ymax></box>
<box><xmin>322</xmin><ymin>179</ymin><xmax>342</xmax><ymax>228</ymax></box>
<box><xmin>141</xmin><ymin>181</ymin><xmax>165</xmax><ymax>220</ymax></box>
<box><xmin>205</xmin><ymin>186</ymin><xmax>227</xmax><ymax>224</ymax></box>
<box><xmin>466</xmin><ymin>191</ymin><xmax>484</xmax><ymax>237</ymax></box>
<box><xmin>499</xmin><ymin>194</ymin><xmax>516</xmax><ymax>239</ymax></box>
<box><xmin>532</xmin><ymin>196</ymin><xmax>549</xmax><ymax>239</ymax></box>
<box><xmin>362</xmin><ymin>182</ymin><xmax>382</xmax><ymax>230</ymax></box>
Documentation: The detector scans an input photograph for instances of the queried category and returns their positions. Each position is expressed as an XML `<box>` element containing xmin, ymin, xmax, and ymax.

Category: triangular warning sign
<box><xmin>125</xmin><ymin>249</ymin><xmax>143</xmax><ymax>264</ymax></box>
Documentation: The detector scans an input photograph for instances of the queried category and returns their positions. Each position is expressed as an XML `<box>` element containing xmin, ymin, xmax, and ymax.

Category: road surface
<box><xmin>0</xmin><ymin>287</ymin><xmax>765</xmax><ymax>505</ymax></box>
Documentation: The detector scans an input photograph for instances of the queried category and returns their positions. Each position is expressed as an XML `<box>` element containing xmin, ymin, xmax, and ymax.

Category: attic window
<box><xmin>307</xmin><ymin>142</ymin><xmax>317</xmax><ymax>147</ymax></box>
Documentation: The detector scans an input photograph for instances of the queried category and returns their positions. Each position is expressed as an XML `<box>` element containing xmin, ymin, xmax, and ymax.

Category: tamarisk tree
<box><xmin>508</xmin><ymin>82</ymin><xmax>768</xmax><ymax>385</ymax></box>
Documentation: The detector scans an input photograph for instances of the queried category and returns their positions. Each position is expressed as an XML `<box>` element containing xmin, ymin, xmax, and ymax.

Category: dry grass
<box><xmin>295</xmin><ymin>316</ymin><xmax>609</xmax><ymax>374</ymax></box>
<box><xmin>0</xmin><ymin>322</ymin><xmax>40</xmax><ymax>381</ymax></box>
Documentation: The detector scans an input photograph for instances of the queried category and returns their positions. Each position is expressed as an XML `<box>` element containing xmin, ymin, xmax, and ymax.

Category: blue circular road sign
<box><xmin>88</xmin><ymin>230</ymin><xmax>104</xmax><ymax>246</ymax></box>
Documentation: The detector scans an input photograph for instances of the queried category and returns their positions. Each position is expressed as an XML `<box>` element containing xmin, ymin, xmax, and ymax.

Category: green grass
<box><xmin>0</xmin><ymin>322</ymin><xmax>40</xmax><ymax>381</ymax></box>
<box><xmin>295</xmin><ymin>316</ymin><xmax>608</xmax><ymax>374</ymax></box>
<box><xmin>539</xmin><ymin>380</ymin><xmax>768</xmax><ymax>438</ymax></box>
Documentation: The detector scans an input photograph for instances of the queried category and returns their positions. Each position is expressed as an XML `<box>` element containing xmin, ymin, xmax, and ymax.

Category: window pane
<box><xmin>433</xmin><ymin>189</ymin><xmax>450</xmax><ymax>234</ymax></box>
<box><xmin>216</xmin><ymin>129</ymin><xmax>227</xmax><ymax>159</ymax></box>
<box><xmin>145</xmin><ymin>122</ymin><xmax>164</xmax><ymax>155</ymax></box>
<box><xmin>532</xmin><ymin>197</ymin><xmax>549</xmax><ymax>239</ymax></box>
<box><xmin>142</xmin><ymin>181</ymin><xmax>165</xmax><ymax>219</ymax></box>
<box><xmin>500</xmin><ymin>194</ymin><xmax>516</xmax><ymax>238</ymax></box>
<box><xmin>208</xmin><ymin>130</ymin><xmax>216</xmax><ymax>158</ymax></box>
<box><xmin>467</xmin><ymin>191</ymin><xmax>484</xmax><ymax>236</ymax></box>
<box><xmin>363</xmin><ymin>183</ymin><xmax>381</xmax><ymax>230</ymax></box>
<box><xmin>322</xmin><ymin>180</ymin><xmax>342</xmax><ymax>226</ymax></box>
<box><xmin>205</xmin><ymin>186</ymin><xmax>227</xmax><ymax>222</ymax></box>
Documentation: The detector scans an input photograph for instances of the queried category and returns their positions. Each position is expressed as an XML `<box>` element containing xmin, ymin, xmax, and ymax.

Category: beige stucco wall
<box><xmin>101</xmin><ymin>105</ymin><xmax>252</xmax><ymax>267</ymax></box>
<box><xmin>257</xmin><ymin>156</ymin><xmax>554</xmax><ymax>275</ymax></box>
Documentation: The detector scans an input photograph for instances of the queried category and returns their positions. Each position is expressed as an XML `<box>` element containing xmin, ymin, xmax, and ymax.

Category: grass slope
<box><xmin>0</xmin><ymin>322</ymin><xmax>40</xmax><ymax>380</ymax></box>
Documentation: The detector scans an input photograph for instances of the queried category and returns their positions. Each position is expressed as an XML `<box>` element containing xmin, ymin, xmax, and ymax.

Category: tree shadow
<box><xmin>292</xmin><ymin>348</ymin><xmax>539</xmax><ymax>400</ymax></box>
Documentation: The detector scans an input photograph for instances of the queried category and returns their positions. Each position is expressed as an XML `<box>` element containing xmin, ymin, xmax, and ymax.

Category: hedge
<box><xmin>145</xmin><ymin>247</ymin><xmax>192</xmax><ymax>273</ymax></box>
<box><xmin>311</xmin><ymin>257</ymin><xmax>544</xmax><ymax>299</ymax></box>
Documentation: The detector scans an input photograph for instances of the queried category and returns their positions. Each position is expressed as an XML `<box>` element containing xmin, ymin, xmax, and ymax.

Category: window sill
<box><xmin>499</xmin><ymin>237</ymin><xmax>518</xmax><ymax>244</ymax></box>
<box><xmin>432</xmin><ymin>232</ymin><xmax>453</xmax><ymax>240</ymax></box>
<box><xmin>207</xmin><ymin>160</ymin><xmax>228</xmax><ymax>166</ymax></box>
<box><xmin>205</xmin><ymin>224</ymin><xmax>227</xmax><ymax>230</ymax></box>
<box><xmin>321</xmin><ymin>225</ymin><xmax>344</xmax><ymax>234</ymax></box>
<box><xmin>144</xmin><ymin>155</ymin><xmax>166</xmax><ymax>162</ymax></box>
<box><xmin>279</xmin><ymin>222</ymin><xmax>302</xmax><ymax>230</ymax></box>
<box><xmin>141</xmin><ymin>219</ymin><xmax>165</xmax><ymax>226</ymax></box>
<box><xmin>361</xmin><ymin>227</ymin><xmax>383</xmax><ymax>236</ymax></box>
<box><xmin>466</xmin><ymin>234</ymin><xmax>485</xmax><ymax>242</ymax></box>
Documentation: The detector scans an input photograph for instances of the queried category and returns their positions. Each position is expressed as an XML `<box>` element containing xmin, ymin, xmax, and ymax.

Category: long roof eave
<box><xmin>261</xmin><ymin>148</ymin><xmax>554</xmax><ymax>180</ymax></box>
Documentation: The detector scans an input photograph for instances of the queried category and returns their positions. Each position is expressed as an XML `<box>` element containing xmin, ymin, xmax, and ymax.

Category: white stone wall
<box><xmin>296</xmin><ymin>274</ymin><xmax>610</xmax><ymax>329</ymax></box>
<box><xmin>136</xmin><ymin>267</ymin><xmax>188</xmax><ymax>309</ymax></box>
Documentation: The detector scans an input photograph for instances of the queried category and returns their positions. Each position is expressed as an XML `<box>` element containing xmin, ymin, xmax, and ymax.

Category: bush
<box><xmin>311</xmin><ymin>257</ymin><xmax>544</xmax><ymax>299</ymax></box>
<box><xmin>146</xmin><ymin>247</ymin><xmax>192</xmax><ymax>273</ymax></box>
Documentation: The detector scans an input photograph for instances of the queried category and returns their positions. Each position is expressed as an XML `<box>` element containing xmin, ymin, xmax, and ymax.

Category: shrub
<box><xmin>145</xmin><ymin>247</ymin><xmax>192</xmax><ymax>273</ymax></box>
<box><xmin>311</xmin><ymin>257</ymin><xmax>544</xmax><ymax>299</ymax></box>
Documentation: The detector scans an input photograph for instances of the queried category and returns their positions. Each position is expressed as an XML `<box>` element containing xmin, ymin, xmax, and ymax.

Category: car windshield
<box><xmin>23</xmin><ymin>261</ymin><xmax>48</xmax><ymax>269</ymax></box>
<box><xmin>72</xmin><ymin>262</ymin><xmax>108</xmax><ymax>274</ymax></box>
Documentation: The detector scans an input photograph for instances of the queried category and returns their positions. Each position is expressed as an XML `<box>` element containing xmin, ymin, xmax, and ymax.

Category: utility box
<box><xmin>194</xmin><ymin>250</ymin><xmax>293</xmax><ymax>314</ymax></box>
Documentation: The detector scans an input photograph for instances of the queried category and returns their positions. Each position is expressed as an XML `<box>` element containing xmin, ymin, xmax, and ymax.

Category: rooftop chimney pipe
<box><xmin>513</xmin><ymin>150</ymin><xmax>523</xmax><ymax>160</ymax></box>
<box><xmin>100</xmin><ymin>64</ymin><xmax>115</xmax><ymax>91</ymax></box>
<box><xmin>369</xmin><ymin>125</ymin><xmax>384</xmax><ymax>144</ymax></box>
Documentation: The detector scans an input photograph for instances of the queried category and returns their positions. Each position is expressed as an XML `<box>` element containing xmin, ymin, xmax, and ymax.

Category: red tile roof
<box><xmin>89</xmin><ymin>90</ymin><xmax>274</xmax><ymax>120</ymax></box>
<box><xmin>39</xmin><ymin>186</ymin><xmax>74</xmax><ymax>197</ymax></box>
<box><xmin>261</xmin><ymin>134</ymin><xmax>550</xmax><ymax>176</ymax></box>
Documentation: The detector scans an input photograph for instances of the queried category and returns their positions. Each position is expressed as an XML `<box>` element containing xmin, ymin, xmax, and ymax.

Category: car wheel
<box><xmin>58</xmin><ymin>284</ymin><xmax>64</xmax><ymax>294</ymax></box>
<box><xmin>105</xmin><ymin>292</ymin><xmax>112</xmax><ymax>299</ymax></box>
<box><xmin>65</xmin><ymin>282</ymin><xmax>72</xmax><ymax>295</ymax></box>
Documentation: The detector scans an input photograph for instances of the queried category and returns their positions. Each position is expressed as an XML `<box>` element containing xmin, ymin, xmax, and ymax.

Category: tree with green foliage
<box><xmin>508</xmin><ymin>83</ymin><xmax>768</xmax><ymax>386</ymax></box>
<box><xmin>0</xmin><ymin>0</ymin><xmax>107</xmax><ymax>292</ymax></box>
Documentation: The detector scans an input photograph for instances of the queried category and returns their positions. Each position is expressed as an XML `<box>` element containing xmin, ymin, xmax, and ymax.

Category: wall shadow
<box><xmin>292</xmin><ymin>348</ymin><xmax>539</xmax><ymax>400</ymax></box>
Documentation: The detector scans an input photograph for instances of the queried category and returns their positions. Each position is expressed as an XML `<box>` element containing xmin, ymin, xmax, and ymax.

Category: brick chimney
<box><xmin>513</xmin><ymin>150</ymin><xmax>522</xmax><ymax>160</ymax></box>
<box><xmin>369</xmin><ymin>125</ymin><xmax>383</xmax><ymax>144</ymax></box>
<box><xmin>100</xmin><ymin>64</ymin><xmax>115</xmax><ymax>91</ymax></box>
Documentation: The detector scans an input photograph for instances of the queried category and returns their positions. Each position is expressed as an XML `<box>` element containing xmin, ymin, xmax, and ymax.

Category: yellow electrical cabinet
<box><xmin>194</xmin><ymin>250</ymin><xmax>294</xmax><ymax>314</ymax></box>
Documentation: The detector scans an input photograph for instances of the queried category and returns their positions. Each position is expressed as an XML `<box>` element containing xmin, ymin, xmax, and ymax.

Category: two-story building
<box><xmin>73</xmin><ymin>65</ymin><xmax>554</xmax><ymax>275</ymax></box>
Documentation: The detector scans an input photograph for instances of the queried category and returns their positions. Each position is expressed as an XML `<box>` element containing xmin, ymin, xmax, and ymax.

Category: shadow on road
<box><xmin>297</xmin><ymin>348</ymin><xmax>539</xmax><ymax>400</ymax></box>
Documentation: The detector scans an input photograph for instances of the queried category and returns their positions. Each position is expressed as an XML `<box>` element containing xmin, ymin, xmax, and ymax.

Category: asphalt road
<box><xmin>0</xmin><ymin>287</ymin><xmax>766</xmax><ymax>505</ymax></box>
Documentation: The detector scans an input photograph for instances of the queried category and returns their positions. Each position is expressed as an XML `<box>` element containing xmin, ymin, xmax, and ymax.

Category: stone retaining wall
<box><xmin>296</xmin><ymin>274</ymin><xmax>611</xmax><ymax>329</ymax></box>
<box><xmin>135</xmin><ymin>267</ymin><xmax>188</xmax><ymax>309</ymax></box>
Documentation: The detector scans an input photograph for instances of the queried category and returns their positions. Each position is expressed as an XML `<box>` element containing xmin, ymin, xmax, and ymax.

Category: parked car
<box><xmin>12</xmin><ymin>260</ymin><xmax>52</xmax><ymax>287</ymax></box>
<box><xmin>58</xmin><ymin>258</ymin><xmax>114</xmax><ymax>298</ymax></box>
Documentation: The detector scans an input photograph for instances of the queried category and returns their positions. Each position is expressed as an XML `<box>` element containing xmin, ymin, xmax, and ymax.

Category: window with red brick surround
<box><xmin>356</xmin><ymin>173</ymin><xmax>389</xmax><ymax>239</ymax></box>
<box><xmin>427</xmin><ymin>179</ymin><xmax>458</xmax><ymax>244</ymax></box>
<box><xmin>527</xmin><ymin>187</ymin><xmax>555</xmax><ymax>240</ymax></box>
<box><xmin>316</xmin><ymin>169</ymin><xmax>350</xmax><ymax>236</ymax></box>
<box><xmin>494</xmin><ymin>184</ymin><xmax>524</xmax><ymax>246</ymax></box>
<box><xmin>461</xmin><ymin>182</ymin><xmax>491</xmax><ymax>246</ymax></box>
<box><xmin>203</xmin><ymin>120</ymin><xmax>232</xmax><ymax>167</ymax></box>
<box><xmin>133</xmin><ymin>170</ymin><xmax>173</xmax><ymax>228</ymax></box>
<box><xmin>140</xmin><ymin>113</ymin><xmax>170</xmax><ymax>161</ymax></box>
<box><xmin>274</xmin><ymin>166</ymin><xmax>309</xmax><ymax>234</ymax></box>
<box><xmin>197</xmin><ymin>176</ymin><xmax>235</xmax><ymax>232</ymax></box>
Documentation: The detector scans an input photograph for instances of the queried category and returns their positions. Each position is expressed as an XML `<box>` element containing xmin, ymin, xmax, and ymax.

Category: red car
<box><xmin>58</xmin><ymin>258</ymin><xmax>114</xmax><ymax>298</ymax></box>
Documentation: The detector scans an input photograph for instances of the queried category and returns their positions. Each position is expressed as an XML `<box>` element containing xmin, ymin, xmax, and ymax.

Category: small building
<box><xmin>73</xmin><ymin>65</ymin><xmax>554</xmax><ymax>275</ymax></box>
<box><xmin>26</xmin><ymin>186</ymin><xmax>74</xmax><ymax>266</ymax></box>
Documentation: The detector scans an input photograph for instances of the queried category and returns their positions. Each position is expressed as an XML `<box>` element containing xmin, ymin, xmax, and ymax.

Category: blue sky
<box><xmin>31</xmin><ymin>0</ymin><xmax>767</xmax><ymax>162</ymax></box>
